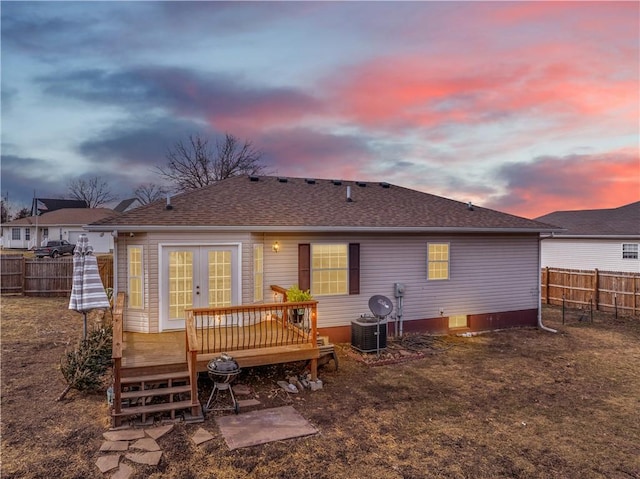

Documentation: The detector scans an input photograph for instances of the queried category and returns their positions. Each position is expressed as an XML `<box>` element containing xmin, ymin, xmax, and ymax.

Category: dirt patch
<box><xmin>2</xmin><ymin>296</ymin><xmax>639</xmax><ymax>478</ymax></box>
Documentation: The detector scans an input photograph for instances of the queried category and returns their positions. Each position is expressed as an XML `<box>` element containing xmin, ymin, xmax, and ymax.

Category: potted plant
<box><xmin>286</xmin><ymin>285</ymin><xmax>313</xmax><ymax>323</ymax></box>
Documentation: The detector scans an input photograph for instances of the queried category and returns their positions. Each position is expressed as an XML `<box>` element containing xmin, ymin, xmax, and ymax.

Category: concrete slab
<box><xmin>215</xmin><ymin>406</ymin><xmax>318</xmax><ymax>450</ymax></box>
<box><xmin>100</xmin><ymin>440</ymin><xmax>129</xmax><ymax>452</ymax></box>
<box><xmin>130</xmin><ymin>437</ymin><xmax>161</xmax><ymax>451</ymax></box>
<box><xmin>144</xmin><ymin>424</ymin><xmax>173</xmax><ymax>440</ymax></box>
<box><xmin>125</xmin><ymin>451</ymin><xmax>163</xmax><ymax>466</ymax></box>
<box><xmin>192</xmin><ymin>427</ymin><xmax>214</xmax><ymax>446</ymax></box>
<box><xmin>103</xmin><ymin>429</ymin><xmax>145</xmax><ymax>441</ymax></box>
<box><xmin>96</xmin><ymin>454</ymin><xmax>121</xmax><ymax>473</ymax></box>
<box><xmin>111</xmin><ymin>462</ymin><xmax>134</xmax><ymax>479</ymax></box>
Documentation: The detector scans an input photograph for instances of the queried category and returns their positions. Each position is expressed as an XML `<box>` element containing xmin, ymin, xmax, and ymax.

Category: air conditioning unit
<box><xmin>351</xmin><ymin>316</ymin><xmax>387</xmax><ymax>353</ymax></box>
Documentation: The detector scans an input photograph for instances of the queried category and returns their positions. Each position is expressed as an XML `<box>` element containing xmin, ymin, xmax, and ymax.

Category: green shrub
<box><xmin>57</xmin><ymin>326</ymin><xmax>112</xmax><ymax>401</ymax></box>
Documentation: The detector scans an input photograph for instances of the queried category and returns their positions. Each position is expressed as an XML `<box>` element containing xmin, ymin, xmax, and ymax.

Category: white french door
<box><xmin>160</xmin><ymin>245</ymin><xmax>240</xmax><ymax>331</ymax></box>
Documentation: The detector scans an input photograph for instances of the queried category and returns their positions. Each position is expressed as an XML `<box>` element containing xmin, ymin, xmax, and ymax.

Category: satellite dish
<box><xmin>368</xmin><ymin>295</ymin><xmax>393</xmax><ymax>318</ymax></box>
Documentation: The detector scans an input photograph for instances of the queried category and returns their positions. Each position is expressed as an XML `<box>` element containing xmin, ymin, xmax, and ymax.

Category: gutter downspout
<box><xmin>538</xmin><ymin>235</ymin><xmax>557</xmax><ymax>333</ymax></box>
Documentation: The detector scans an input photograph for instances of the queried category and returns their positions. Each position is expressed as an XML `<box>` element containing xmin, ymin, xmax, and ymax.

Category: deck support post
<box><xmin>111</xmin><ymin>293</ymin><xmax>125</xmax><ymax>428</ymax></box>
<box><xmin>310</xmin><ymin>358</ymin><xmax>318</xmax><ymax>381</ymax></box>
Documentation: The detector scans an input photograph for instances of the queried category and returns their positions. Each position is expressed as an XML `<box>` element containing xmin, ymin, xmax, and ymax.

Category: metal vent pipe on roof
<box><xmin>347</xmin><ymin>185</ymin><xmax>353</xmax><ymax>202</ymax></box>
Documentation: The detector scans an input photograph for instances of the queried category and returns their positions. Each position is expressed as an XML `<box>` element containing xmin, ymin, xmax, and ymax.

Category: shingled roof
<box><xmin>535</xmin><ymin>201</ymin><xmax>640</xmax><ymax>237</ymax></box>
<box><xmin>89</xmin><ymin>176</ymin><xmax>556</xmax><ymax>233</ymax></box>
<box><xmin>4</xmin><ymin>208</ymin><xmax>118</xmax><ymax>227</ymax></box>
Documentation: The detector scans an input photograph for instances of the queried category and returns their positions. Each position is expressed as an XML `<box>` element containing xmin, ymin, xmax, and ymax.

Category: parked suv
<box><xmin>35</xmin><ymin>240</ymin><xmax>76</xmax><ymax>258</ymax></box>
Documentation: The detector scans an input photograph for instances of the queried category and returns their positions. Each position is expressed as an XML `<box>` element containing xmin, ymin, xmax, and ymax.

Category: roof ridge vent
<box><xmin>379</xmin><ymin>182</ymin><xmax>391</xmax><ymax>188</ymax></box>
<box><xmin>277</xmin><ymin>177</ymin><xmax>288</xmax><ymax>183</ymax></box>
<box><xmin>332</xmin><ymin>180</ymin><xmax>342</xmax><ymax>186</ymax></box>
<box><xmin>249</xmin><ymin>176</ymin><xmax>260</xmax><ymax>182</ymax></box>
<box><xmin>356</xmin><ymin>181</ymin><xmax>367</xmax><ymax>187</ymax></box>
<box><xmin>305</xmin><ymin>178</ymin><xmax>316</xmax><ymax>184</ymax></box>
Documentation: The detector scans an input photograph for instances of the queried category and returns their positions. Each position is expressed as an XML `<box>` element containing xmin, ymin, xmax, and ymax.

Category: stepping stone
<box><xmin>130</xmin><ymin>437</ymin><xmax>160</xmax><ymax>452</ymax></box>
<box><xmin>125</xmin><ymin>451</ymin><xmax>162</xmax><ymax>466</ymax></box>
<box><xmin>237</xmin><ymin>398</ymin><xmax>261</xmax><ymax>408</ymax></box>
<box><xmin>96</xmin><ymin>454</ymin><xmax>121</xmax><ymax>473</ymax></box>
<box><xmin>232</xmin><ymin>384</ymin><xmax>251</xmax><ymax>395</ymax></box>
<box><xmin>111</xmin><ymin>463</ymin><xmax>133</xmax><ymax>479</ymax></box>
<box><xmin>192</xmin><ymin>427</ymin><xmax>214</xmax><ymax>445</ymax></box>
<box><xmin>100</xmin><ymin>440</ymin><xmax>129</xmax><ymax>452</ymax></box>
<box><xmin>104</xmin><ymin>430</ymin><xmax>145</xmax><ymax>441</ymax></box>
<box><xmin>144</xmin><ymin>424</ymin><xmax>173</xmax><ymax>440</ymax></box>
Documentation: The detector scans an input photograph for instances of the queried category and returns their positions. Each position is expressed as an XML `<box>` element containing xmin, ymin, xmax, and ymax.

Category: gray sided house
<box><xmin>89</xmin><ymin>175</ymin><xmax>557</xmax><ymax>342</ymax></box>
<box><xmin>536</xmin><ymin>201</ymin><xmax>640</xmax><ymax>273</ymax></box>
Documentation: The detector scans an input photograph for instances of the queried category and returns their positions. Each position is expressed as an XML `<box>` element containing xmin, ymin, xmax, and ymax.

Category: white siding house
<box><xmin>89</xmin><ymin>175</ymin><xmax>558</xmax><ymax>342</ymax></box>
<box><xmin>536</xmin><ymin>202</ymin><xmax>640</xmax><ymax>274</ymax></box>
<box><xmin>1</xmin><ymin>208</ymin><xmax>119</xmax><ymax>252</ymax></box>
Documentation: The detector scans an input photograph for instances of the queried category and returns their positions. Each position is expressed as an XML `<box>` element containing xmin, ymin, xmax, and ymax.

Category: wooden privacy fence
<box><xmin>542</xmin><ymin>267</ymin><xmax>640</xmax><ymax>316</ymax></box>
<box><xmin>0</xmin><ymin>255</ymin><xmax>113</xmax><ymax>296</ymax></box>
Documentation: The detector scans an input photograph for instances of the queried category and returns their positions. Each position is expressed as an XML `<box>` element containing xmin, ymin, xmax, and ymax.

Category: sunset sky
<box><xmin>2</xmin><ymin>1</ymin><xmax>638</xmax><ymax>219</ymax></box>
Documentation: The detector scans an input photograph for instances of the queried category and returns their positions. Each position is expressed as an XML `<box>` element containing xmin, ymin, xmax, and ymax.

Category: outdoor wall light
<box><xmin>272</xmin><ymin>241</ymin><xmax>280</xmax><ymax>253</ymax></box>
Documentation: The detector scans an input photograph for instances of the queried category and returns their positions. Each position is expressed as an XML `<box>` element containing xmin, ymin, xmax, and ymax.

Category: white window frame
<box><xmin>311</xmin><ymin>243</ymin><xmax>348</xmax><ymax>296</ymax></box>
<box><xmin>127</xmin><ymin>245</ymin><xmax>144</xmax><ymax>309</ymax></box>
<box><xmin>25</xmin><ymin>228</ymin><xmax>30</xmax><ymax>241</ymax></box>
<box><xmin>253</xmin><ymin>244</ymin><xmax>264</xmax><ymax>302</ymax></box>
<box><xmin>11</xmin><ymin>228</ymin><xmax>20</xmax><ymax>240</ymax></box>
<box><xmin>427</xmin><ymin>242</ymin><xmax>450</xmax><ymax>281</ymax></box>
<box><xmin>622</xmin><ymin>243</ymin><xmax>638</xmax><ymax>260</ymax></box>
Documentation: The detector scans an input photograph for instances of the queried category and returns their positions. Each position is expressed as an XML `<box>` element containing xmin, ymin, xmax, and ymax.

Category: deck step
<box><xmin>121</xmin><ymin>371</ymin><xmax>190</xmax><ymax>385</ymax></box>
<box><xmin>112</xmin><ymin>400</ymin><xmax>196</xmax><ymax>417</ymax></box>
<box><xmin>121</xmin><ymin>384</ymin><xmax>192</xmax><ymax>400</ymax></box>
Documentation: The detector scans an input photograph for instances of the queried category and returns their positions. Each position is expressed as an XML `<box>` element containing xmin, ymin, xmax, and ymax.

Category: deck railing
<box><xmin>111</xmin><ymin>293</ymin><xmax>125</xmax><ymax>424</ymax></box>
<box><xmin>184</xmin><ymin>287</ymin><xmax>318</xmax><ymax>405</ymax></box>
<box><xmin>185</xmin><ymin>300</ymin><xmax>318</xmax><ymax>355</ymax></box>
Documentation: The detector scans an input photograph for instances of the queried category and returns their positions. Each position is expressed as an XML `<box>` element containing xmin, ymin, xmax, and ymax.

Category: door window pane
<box><xmin>169</xmin><ymin>251</ymin><xmax>193</xmax><ymax>320</ymax></box>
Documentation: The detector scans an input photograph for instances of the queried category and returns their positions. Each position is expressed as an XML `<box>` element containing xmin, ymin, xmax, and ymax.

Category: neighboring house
<box><xmin>536</xmin><ymin>202</ymin><xmax>640</xmax><ymax>273</ymax></box>
<box><xmin>1</xmin><ymin>208</ymin><xmax>119</xmax><ymax>252</ymax></box>
<box><xmin>90</xmin><ymin>175</ymin><xmax>558</xmax><ymax>340</ymax></box>
<box><xmin>113</xmin><ymin>198</ymin><xmax>144</xmax><ymax>213</ymax></box>
<box><xmin>31</xmin><ymin>197</ymin><xmax>87</xmax><ymax>216</ymax></box>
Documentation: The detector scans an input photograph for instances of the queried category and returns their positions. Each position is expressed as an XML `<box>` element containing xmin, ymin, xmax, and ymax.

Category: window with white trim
<box><xmin>311</xmin><ymin>244</ymin><xmax>348</xmax><ymax>295</ymax></box>
<box><xmin>622</xmin><ymin>243</ymin><xmax>638</xmax><ymax>260</ymax></box>
<box><xmin>11</xmin><ymin>228</ymin><xmax>20</xmax><ymax>240</ymax></box>
<box><xmin>128</xmin><ymin>246</ymin><xmax>144</xmax><ymax>309</ymax></box>
<box><xmin>25</xmin><ymin>229</ymin><xmax>30</xmax><ymax>241</ymax></box>
<box><xmin>253</xmin><ymin>244</ymin><xmax>264</xmax><ymax>302</ymax></box>
<box><xmin>427</xmin><ymin>243</ymin><xmax>449</xmax><ymax>280</ymax></box>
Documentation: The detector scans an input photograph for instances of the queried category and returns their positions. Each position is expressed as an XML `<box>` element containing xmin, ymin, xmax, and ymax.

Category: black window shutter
<box><xmin>349</xmin><ymin>243</ymin><xmax>360</xmax><ymax>295</ymax></box>
<box><xmin>298</xmin><ymin>244</ymin><xmax>311</xmax><ymax>291</ymax></box>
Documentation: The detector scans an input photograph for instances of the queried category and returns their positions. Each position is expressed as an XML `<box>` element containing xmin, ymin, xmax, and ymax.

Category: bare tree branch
<box><xmin>156</xmin><ymin>133</ymin><xmax>266</xmax><ymax>192</ymax></box>
<box><xmin>133</xmin><ymin>183</ymin><xmax>170</xmax><ymax>205</ymax></box>
<box><xmin>67</xmin><ymin>176</ymin><xmax>118</xmax><ymax>208</ymax></box>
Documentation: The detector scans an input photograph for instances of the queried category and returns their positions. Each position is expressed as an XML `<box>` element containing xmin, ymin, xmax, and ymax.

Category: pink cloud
<box><xmin>489</xmin><ymin>147</ymin><xmax>640</xmax><ymax>218</ymax></box>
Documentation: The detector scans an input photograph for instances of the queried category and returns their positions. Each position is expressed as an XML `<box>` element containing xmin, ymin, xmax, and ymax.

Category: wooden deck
<box><xmin>110</xmin><ymin>290</ymin><xmax>320</xmax><ymax>425</ymax></box>
<box><xmin>121</xmin><ymin>319</ymin><xmax>319</xmax><ymax>376</ymax></box>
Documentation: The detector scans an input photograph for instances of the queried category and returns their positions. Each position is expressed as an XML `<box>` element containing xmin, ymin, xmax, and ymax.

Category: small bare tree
<box><xmin>157</xmin><ymin>133</ymin><xmax>266</xmax><ymax>192</ymax></box>
<box><xmin>133</xmin><ymin>183</ymin><xmax>169</xmax><ymax>205</ymax></box>
<box><xmin>68</xmin><ymin>176</ymin><xmax>118</xmax><ymax>208</ymax></box>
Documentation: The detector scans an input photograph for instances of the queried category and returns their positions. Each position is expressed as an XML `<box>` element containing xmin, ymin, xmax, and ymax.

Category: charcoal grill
<box><xmin>205</xmin><ymin>353</ymin><xmax>241</xmax><ymax>414</ymax></box>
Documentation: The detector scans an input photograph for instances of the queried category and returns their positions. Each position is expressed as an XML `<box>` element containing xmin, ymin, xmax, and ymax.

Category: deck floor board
<box><xmin>122</xmin><ymin>320</ymin><xmax>317</xmax><ymax>371</ymax></box>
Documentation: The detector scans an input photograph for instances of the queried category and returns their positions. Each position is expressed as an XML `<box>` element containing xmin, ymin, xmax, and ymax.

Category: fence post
<box><xmin>593</xmin><ymin>268</ymin><xmax>599</xmax><ymax>311</ymax></box>
<box><xmin>544</xmin><ymin>267</ymin><xmax>550</xmax><ymax>304</ymax></box>
<box><xmin>21</xmin><ymin>256</ymin><xmax>26</xmax><ymax>295</ymax></box>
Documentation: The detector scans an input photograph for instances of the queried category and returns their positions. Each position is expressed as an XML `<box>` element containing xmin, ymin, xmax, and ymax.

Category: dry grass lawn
<box><xmin>1</xmin><ymin>295</ymin><xmax>639</xmax><ymax>479</ymax></box>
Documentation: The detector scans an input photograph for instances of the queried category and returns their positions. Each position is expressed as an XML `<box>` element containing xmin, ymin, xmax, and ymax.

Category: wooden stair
<box><xmin>112</xmin><ymin>370</ymin><xmax>203</xmax><ymax>426</ymax></box>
